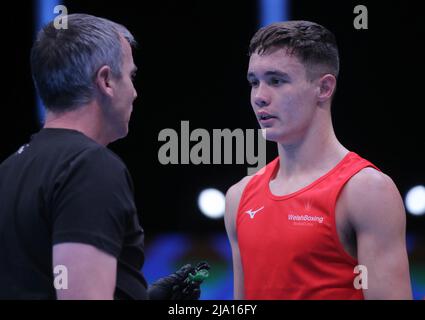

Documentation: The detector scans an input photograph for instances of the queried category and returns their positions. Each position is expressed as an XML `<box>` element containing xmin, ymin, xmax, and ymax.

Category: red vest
<box><xmin>237</xmin><ymin>152</ymin><xmax>379</xmax><ymax>299</ymax></box>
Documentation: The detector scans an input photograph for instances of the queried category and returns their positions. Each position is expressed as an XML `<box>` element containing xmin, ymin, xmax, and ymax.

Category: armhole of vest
<box><xmin>235</xmin><ymin>175</ymin><xmax>256</xmax><ymax>234</ymax></box>
<box><xmin>235</xmin><ymin>158</ymin><xmax>278</xmax><ymax>233</ymax></box>
<box><xmin>328</xmin><ymin>162</ymin><xmax>380</xmax><ymax>266</ymax></box>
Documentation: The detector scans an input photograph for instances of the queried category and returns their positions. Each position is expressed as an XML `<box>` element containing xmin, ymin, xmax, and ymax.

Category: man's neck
<box><xmin>275</xmin><ymin>117</ymin><xmax>348</xmax><ymax>181</ymax></box>
<box><xmin>43</xmin><ymin>103</ymin><xmax>111</xmax><ymax>146</ymax></box>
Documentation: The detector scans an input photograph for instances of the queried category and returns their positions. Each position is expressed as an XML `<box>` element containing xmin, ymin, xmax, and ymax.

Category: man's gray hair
<box><xmin>31</xmin><ymin>13</ymin><xmax>137</xmax><ymax>112</ymax></box>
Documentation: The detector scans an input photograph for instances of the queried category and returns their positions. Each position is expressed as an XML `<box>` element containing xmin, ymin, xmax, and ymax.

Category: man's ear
<box><xmin>317</xmin><ymin>74</ymin><xmax>337</xmax><ymax>103</ymax></box>
<box><xmin>95</xmin><ymin>65</ymin><xmax>114</xmax><ymax>98</ymax></box>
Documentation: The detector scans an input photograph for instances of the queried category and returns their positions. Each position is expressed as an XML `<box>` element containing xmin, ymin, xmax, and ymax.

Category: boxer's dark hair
<box><xmin>249</xmin><ymin>21</ymin><xmax>339</xmax><ymax>81</ymax></box>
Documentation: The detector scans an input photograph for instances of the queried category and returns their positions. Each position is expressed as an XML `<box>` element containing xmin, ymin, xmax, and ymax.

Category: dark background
<box><xmin>2</xmin><ymin>0</ymin><xmax>423</xmax><ymax>232</ymax></box>
<box><xmin>1</xmin><ymin>0</ymin><xmax>424</xmax><ymax>298</ymax></box>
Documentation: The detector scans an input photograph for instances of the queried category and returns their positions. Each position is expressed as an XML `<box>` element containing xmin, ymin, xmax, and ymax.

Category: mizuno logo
<box><xmin>245</xmin><ymin>206</ymin><xmax>264</xmax><ymax>219</ymax></box>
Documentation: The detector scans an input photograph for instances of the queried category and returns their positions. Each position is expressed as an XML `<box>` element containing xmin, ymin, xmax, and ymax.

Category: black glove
<box><xmin>148</xmin><ymin>262</ymin><xmax>210</xmax><ymax>300</ymax></box>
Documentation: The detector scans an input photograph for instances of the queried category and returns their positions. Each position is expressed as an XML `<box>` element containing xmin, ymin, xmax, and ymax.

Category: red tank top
<box><xmin>236</xmin><ymin>152</ymin><xmax>379</xmax><ymax>299</ymax></box>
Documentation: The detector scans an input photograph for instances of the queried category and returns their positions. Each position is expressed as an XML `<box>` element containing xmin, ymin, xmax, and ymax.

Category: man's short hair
<box><xmin>249</xmin><ymin>20</ymin><xmax>339</xmax><ymax>81</ymax></box>
<box><xmin>31</xmin><ymin>13</ymin><xmax>137</xmax><ymax>112</ymax></box>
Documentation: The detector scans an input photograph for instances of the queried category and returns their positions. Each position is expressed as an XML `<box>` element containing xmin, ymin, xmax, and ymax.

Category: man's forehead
<box><xmin>248</xmin><ymin>49</ymin><xmax>303</xmax><ymax>74</ymax></box>
<box><xmin>119</xmin><ymin>35</ymin><xmax>137</xmax><ymax>71</ymax></box>
<box><xmin>120</xmin><ymin>36</ymin><xmax>132</xmax><ymax>55</ymax></box>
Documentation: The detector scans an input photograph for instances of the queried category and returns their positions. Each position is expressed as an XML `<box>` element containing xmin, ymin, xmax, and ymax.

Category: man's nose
<box><xmin>254</xmin><ymin>84</ymin><xmax>270</xmax><ymax>108</ymax></box>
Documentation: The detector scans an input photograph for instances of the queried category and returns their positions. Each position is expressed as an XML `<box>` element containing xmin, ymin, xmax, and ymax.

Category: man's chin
<box><xmin>110</xmin><ymin>126</ymin><xmax>129</xmax><ymax>143</ymax></box>
<box><xmin>261</xmin><ymin>128</ymin><xmax>279</xmax><ymax>141</ymax></box>
<box><xmin>119</xmin><ymin>126</ymin><xmax>129</xmax><ymax>139</ymax></box>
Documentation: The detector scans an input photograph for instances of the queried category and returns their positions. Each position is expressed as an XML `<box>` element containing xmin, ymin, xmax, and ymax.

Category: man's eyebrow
<box><xmin>264</xmin><ymin>70</ymin><xmax>290</xmax><ymax>78</ymax></box>
<box><xmin>131</xmin><ymin>66</ymin><xmax>138</xmax><ymax>74</ymax></box>
<box><xmin>247</xmin><ymin>72</ymin><xmax>256</xmax><ymax>80</ymax></box>
<box><xmin>247</xmin><ymin>70</ymin><xmax>290</xmax><ymax>79</ymax></box>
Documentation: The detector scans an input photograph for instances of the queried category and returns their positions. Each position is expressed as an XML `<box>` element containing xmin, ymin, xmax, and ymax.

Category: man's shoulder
<box><xmin>39</xmin><ymin>131</ymin><xmax>130</xmax><ymax>184</ymax></box>
<box><xmin>224</xmin><ymin>175</ymin><xmax>254</xmax><ymax>236</ymax></box>
<box><xmin>226</xmin><ymin>158</ymin><xmax>276</xmax><ymax>203</ymax></box>
<box><xmin>72</xmin><ymin>145</ymin><xmax>127</xmax><ymax>173</ymax></box>
<box><xmin>345</xmin><ymin>167</ymin><xmax>397</xmax><ymax>199</ymax></box>
<box><xmin>341</xmin><ymin>167</ymin><xmax>404</xmax><ymax>227</ymax></box>
<box><xmin>226</xmin><ymin>175</ymin><xmax>254</xmax><ymax>202</ymax></box>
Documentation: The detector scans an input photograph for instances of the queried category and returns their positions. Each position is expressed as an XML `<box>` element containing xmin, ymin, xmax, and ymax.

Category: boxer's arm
<box><xmin>225</xmin><ymin>176</ymin><xmax>252</xmax><ymax>300</ymax></box>
<box><xmin>342</xmin><ymin>168</ymin><xmax>412</xmax><ymax>299</ymax></box>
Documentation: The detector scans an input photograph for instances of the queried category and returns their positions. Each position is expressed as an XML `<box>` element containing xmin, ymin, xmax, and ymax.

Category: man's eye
<box><xmin>270</xmin><ymin>78</ymin><xmax>284</xmax><ymax>85</ymax></box>
<box><xmin>249</xmin><ymin>80</ymin><xmax>259</xmax><ymax>87</ymax></box>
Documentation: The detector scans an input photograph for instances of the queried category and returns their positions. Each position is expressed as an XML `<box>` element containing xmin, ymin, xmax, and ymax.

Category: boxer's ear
<box><xmin>317</xmin><ymin>74</ymin><xmax>336</xmax><ymax>103</ymax></box>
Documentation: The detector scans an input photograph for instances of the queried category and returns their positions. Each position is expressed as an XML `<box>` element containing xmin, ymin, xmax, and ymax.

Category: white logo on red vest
<box><xmin>287</xmin><ymin>199</ymin><xmax>326</xmax><ymax>226</ymax></box>
<box><xmin>288</xmin><ymin>214</ymin><xmax>324</xmax><ymax>224</ymax></box>
<box><xmin>245</xmin><ymin>206</ymin><xmax>264</xmax><ymax>219</ymax></box>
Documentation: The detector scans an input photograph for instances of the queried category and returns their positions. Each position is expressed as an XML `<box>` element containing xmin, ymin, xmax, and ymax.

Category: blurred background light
<box><xmin>405</xmin><ymin>185</ymin><xmax>425</xmax><ymax>216</ymax></box>
<box><xmin>198</xmin><ymin>188</ymin><xmax>226</xmax><ymax>219</ymax></box>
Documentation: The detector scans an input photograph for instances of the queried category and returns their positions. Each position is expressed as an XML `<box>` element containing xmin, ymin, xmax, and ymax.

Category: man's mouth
<box><xmin>258</xmin><ymin>112</ymin><xmax>277</xmax><ymax>121</ymax></box>
<box><xmin>259</xmin><ymin>114</ymin><xmax>275</xmax><ymax>120</ymax></box>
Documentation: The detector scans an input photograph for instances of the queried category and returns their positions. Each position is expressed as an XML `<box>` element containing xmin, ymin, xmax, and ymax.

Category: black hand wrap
<box><xmin>148</xmin><ymin>262</ymin><xmax>210</xmax><ymax>300</ymax></box>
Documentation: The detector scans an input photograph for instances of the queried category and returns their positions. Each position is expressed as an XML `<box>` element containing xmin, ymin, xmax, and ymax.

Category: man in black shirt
<box><xmin>0</xmin><ymin>14</ymin><xmax>205</xmax><ymax>300</ymax></box>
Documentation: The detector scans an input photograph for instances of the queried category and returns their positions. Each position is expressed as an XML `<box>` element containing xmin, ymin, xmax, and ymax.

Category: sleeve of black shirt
<box><xmin>50</xmin><ymin>146</ymin><xmax>136</xmax><ymax>258</ymax></box>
